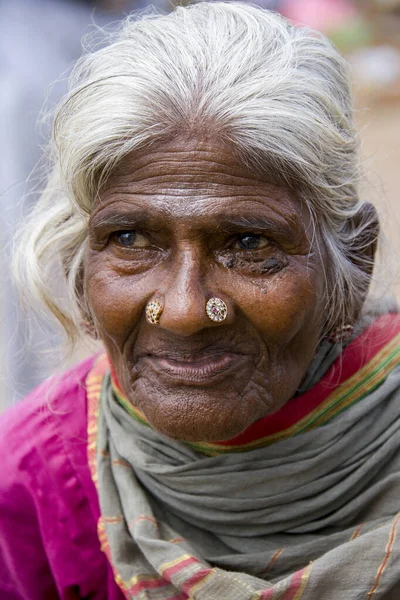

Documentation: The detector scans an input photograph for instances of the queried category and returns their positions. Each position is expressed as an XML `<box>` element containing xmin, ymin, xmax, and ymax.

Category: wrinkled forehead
<box><xmin>95</xmin><ymin>135</ymin><xmax>312</xmax><ymax>230</ymax></box>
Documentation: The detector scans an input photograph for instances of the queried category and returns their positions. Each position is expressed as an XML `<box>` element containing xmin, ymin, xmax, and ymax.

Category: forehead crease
<box><xmin>105</xmin><ymin>146</ymin><xmax>276</xmax><ymax>189</ymax></box>
<box><xmin>111</xmin><ymin>147</ymin><xmax>238</xmax><ymax>174</ymax></box>
<box><xmin>100</xmin><ymin>184</ymin><xmax>275</xmax><ymax>202</ymax></box>
<box><xmin>103</xmin><ymin>170</ymin><xmax>273</xmax><ymax>194</ymax></box>
<box><xmin>100</xmin><ymin>177</ymin><xmax>298</xmax><ymax>208</ymax></box>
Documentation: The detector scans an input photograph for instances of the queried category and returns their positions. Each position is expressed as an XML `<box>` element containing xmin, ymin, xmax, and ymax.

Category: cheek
<box><xmin>85</xmin><ymin>256</ymin><xmax>144</xmax><ymax>339</ymax></box>
<box><xmin>240</xmin><ymin>267</ymin><xmax>325</xmax><ymax>346</ymax></box>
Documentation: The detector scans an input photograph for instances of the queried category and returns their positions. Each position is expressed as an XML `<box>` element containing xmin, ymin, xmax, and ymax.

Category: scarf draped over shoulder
<box><xmin>87</xmin><ymin>313</ymin><xmax>400</xmax><ymax>599</ymax></box>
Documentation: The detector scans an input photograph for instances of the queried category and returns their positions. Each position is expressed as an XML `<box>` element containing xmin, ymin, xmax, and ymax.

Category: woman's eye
<box><xmin>235</xmin><ymin>233</ymin><xmax>269</xmax><ymax>250</ymax></box>
<box><xmin>111</xmin><ymin>231</ymin><xmax>150</xmax><ymax>248</ymax></box>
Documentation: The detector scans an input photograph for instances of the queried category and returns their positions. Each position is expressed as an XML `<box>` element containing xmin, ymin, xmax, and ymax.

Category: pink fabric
<box><xmin>281</xmin><ymin>0</ymin><xmax>355</xmax><ymax>32</ymax></box>
<box><xmin>0</xmin><ymin>356</ymin><xmax>125</xmax><ymax>600</ymax></box>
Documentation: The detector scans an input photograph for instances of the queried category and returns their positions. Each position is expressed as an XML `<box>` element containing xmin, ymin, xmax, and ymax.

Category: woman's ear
<box><xmin>345</xmin><ymin>202</ymin><xmax>380</xmax><ymax>321</ymax></box>
<box><xmin>326</xmin><ymin>203</ymin><xmax>380</xmax><ymax>342</ymax></box>
<box><xmin>347</xmin><ymin>202</ymin><xmax>379</xmax><ymax>278</ymax></box>
<box><xmin>72</xmin><ymin>262</ymin><xmax>97</xmax><ymax>337</ymax></box>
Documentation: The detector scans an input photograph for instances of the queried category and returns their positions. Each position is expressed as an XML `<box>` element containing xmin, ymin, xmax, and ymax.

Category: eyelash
<box><xmin>106</xmin><ymin>229</ymin><xmax>286</xmax><ymax>275</ymax></box>
<box><xmin>232</xmin><ymin>233</ymin><xmax>270</xmax><ymax>251</ymax></box>
<box><xmin>109</xmin><ymin>230</ymin><xmax>151</xmax><ymax>250</ymax></box>
<box><xmin>109</xmin><ymin>230</ymin><xmax>271</xmax><ymax>249</ymax></box>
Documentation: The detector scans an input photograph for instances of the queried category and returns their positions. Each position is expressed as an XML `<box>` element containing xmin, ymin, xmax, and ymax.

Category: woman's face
<box><xmin>85</xmin><ymin>136</ymin><xmax>328</xmax><ymax>442</ymax></box>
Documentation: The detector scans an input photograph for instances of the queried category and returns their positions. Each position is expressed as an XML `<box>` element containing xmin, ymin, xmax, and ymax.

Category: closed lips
<box><xmin>142</xmin><ymin>352</ymin><xmax>247</xmax><ymax>384</ymax></box>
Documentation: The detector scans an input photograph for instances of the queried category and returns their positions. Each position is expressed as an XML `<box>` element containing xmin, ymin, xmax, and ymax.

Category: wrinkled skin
<box><xmin>84</xmin><ymin>136</ymin><xmax>329</xmax><ymax>442</ymax></box>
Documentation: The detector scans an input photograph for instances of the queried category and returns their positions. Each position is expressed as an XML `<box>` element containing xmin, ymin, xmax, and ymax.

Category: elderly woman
<box><xmin>1</xmin><ymin>2</ymin><xmax>399</xmax><ymax>599</ymax></box>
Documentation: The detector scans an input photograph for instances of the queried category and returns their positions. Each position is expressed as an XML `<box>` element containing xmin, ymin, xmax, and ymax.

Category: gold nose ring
<box><xmin>206</xmin><ymin>297</ymin><xmax>228</xmax><ymax>322</ymax></box>
<box><xmin>145</xmin><ymin>300</ymin><xmax>163</xmax><ymax>325</ymax></box>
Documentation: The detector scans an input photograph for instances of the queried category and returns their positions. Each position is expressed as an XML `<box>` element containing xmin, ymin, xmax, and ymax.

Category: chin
<box><xmin>144</xmin><ymin>403</ymin><xmax>264</xmax><ymax>443</ymax></box>
<box><xmin>131</xmin><ymin>380</ymin><xmax>275</xmax><ymax>443</ymax></box>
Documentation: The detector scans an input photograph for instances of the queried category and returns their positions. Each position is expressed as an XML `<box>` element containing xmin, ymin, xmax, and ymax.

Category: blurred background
<box><xmin>1</xmin><ymin>0</ymin><xmax>399</xmax><ymax>411</ymax></box>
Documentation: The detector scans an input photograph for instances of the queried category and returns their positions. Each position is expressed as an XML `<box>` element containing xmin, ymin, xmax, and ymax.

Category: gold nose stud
<box><xmin>206</xmin><ymin>297</ymin><xmax>228</xmax><ymax>322</ymax></box>
<box><xmin>145</xmin><ymin>300</ymin><xmax>163</xmax><ymax>325</ymax></box>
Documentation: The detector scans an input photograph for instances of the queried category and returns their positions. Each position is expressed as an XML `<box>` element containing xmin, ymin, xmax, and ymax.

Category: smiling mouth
<box><xmin>143</xmin><ymin>352</ymin><xmax>247</xmax><ymax>385</ymax></box>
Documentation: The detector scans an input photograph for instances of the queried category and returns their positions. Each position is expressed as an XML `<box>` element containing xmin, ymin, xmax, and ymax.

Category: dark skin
<box><xmin>84</xmin><ymin>136</ymin><xmax>375</xmax><ymax>442</ymax></box>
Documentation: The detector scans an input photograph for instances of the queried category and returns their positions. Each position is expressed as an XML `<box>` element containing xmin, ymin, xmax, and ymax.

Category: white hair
<box><xmin>13</xmin><ymin>1</ymin><xmax>378</xmax><ymax>343</ymax></box>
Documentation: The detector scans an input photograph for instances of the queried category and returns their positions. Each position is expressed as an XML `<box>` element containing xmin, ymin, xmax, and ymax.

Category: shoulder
<box><xmin>0</xmin><ymin>354</ymin><xmax>97</xmax><ymax>471</ymax></box>
<box><xmin>0</xmin><ymin>355</ymin><xmax>109</xmax><ymax>599</ymax></box>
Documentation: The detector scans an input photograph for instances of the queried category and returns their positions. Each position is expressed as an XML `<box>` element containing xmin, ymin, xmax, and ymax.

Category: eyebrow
<box><xmin>89</xmin><ymin>210</ymin><xmax>160</xmax><ymax>232</ymax></box>
<box><xmin>218</xmin><ymin>214</ymin><xmax>288</xmax><ymax>231</ymax></box>
<box><xmin>216</xmin><ymin>214</ymin><xmax>302</xmax><ymax>242</ymax></box>
<box><xmin>89</xmin><ymin>208</ymin><xmax>300</xmax><ymax>239</ymax></box>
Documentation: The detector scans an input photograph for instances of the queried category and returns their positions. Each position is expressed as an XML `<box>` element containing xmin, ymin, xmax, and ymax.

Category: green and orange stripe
<box><xmin>108</xmin><ymin>313</ymin><xmax>400</xmax><ymax>455</ymax></box>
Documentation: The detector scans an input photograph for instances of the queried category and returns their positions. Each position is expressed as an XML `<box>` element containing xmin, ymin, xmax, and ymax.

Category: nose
<box><xmin>155</xmin><ymin>249</ymin><xmax>232</xmax><ymax>337</ymax></box>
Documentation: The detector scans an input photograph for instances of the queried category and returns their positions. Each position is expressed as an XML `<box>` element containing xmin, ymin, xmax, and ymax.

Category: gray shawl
<box><xmin>89</xmin><ymin>324</ymin><xmax>400</xmax><ymax>599</ymax></box>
